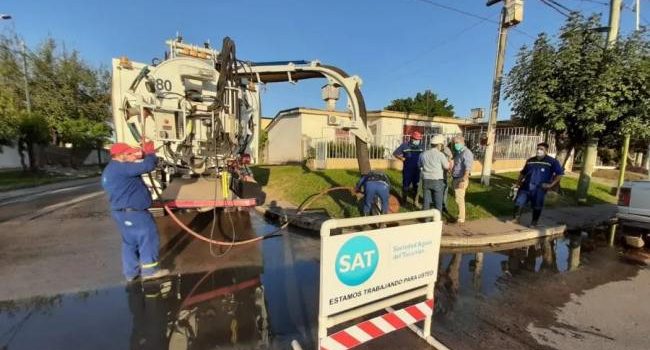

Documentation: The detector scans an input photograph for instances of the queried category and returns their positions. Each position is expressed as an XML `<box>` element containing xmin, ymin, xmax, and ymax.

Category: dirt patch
<box><xmin>592</xmin><ymin>169</ymin><xmax>647</xmax><ymax>181</ymax></box>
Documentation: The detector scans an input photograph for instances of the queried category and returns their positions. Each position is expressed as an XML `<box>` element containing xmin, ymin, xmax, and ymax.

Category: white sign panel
<box><xmin>321</xmin><ymin>221</ymin><xmax>442</xmax><ymax>316</ymax></box>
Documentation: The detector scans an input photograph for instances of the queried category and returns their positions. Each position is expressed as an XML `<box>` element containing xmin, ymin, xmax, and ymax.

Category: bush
<box><xmin>598</xmin><ymin>147</ymin><xmax>619</xmax><ymax>166</ymax></box>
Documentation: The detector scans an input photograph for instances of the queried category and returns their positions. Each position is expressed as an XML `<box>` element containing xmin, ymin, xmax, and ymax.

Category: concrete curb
<box><xmin>257</xmin><ymin>203</ymin><xmax>614</xmax><ymax>248</ymax></box>
<box><xmin>440</xmin><ymin>224</ymin><xmax>567</xmax><ymax>247</ymax></box>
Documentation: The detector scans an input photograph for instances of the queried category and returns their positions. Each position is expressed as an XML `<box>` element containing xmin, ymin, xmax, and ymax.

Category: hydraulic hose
<box><xmin>160</xmin><ymin>186</ymin><xmax>357</xmax><ymax>247</ymax></box>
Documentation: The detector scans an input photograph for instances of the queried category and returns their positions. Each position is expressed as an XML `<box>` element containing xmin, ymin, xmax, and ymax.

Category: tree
<box><xmin>30</xmin><ymin>39</ymin><xmax>111</xmax><ymax>147</ymax></box>
<box><xmin>505</xmin><ymin>14</ymin><xmax>650</xmax><ymax>170</ymax></box>
<box><xmin>0</xmin><ymin>34</ymin><xmax>23</xmax><ymax>150</ymax></box>
<box><xmin>0</xmin><ymin>30</ymin><xmax>112</xmax><ymax>169</ymax></box>
<box><xmin>0</xmin><ymin>91</ymin><xmax>19</xmax><ymax>148</ymax></box>
<box><xmin>385</xmin><ymin>90</ymin><xmax>455</xmax><ymax>117</ymax></box>
<box><xmin>602</xmin><ymin>31</ymin><xmax>650</xmax><ymax>142</ymax></box>
<box><xmin>16</xmin><ymin>112</ymin><xmax>50</xmax><ymax>171</ymax></box>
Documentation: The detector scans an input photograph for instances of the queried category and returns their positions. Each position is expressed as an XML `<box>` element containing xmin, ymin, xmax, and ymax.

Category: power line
<box><xmin>540</xmin><ymin>0</ymin><xmax>573</xmax><ymax>17</ymax></box>
<box><xmin>547</xmin><ymin>0</ymin><xmax>576</xmax><ymax>13</ymax></box>
<box><xmin>412</xmin><ymin>0</ymin><xmax>536</xmax><ymax>39</ymax></box>
<box><xmin>565</xmin><ymin>0</ymin><xmax>609</xmax><ymax>6</ymax></box>
<box><xmin>393</xmin><ymin>14</ymin><xmax>497</xmax><ymax>72</ymax></box>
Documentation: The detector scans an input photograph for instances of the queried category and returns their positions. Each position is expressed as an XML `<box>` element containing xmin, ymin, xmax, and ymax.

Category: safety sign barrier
<box><xmin>320</xmin><ymin>299</ymin><xmax>434</xmax><ymax>350</ymax></box>
<box><xmin>318</xmin><ymin>209</ymin><xmax>443</xmax><ymax>349</ymax></box>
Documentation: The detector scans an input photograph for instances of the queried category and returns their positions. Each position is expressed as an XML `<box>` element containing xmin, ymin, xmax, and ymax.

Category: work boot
<box><xmin>142</xmin><ymin>269</ymin><xmax>170</xmax><ymax>281</ymax></box>
<box><xmin>509</xmin><ymin>206</ymin><xmax>523</xmax><ymax>224</ymax></box>
<box><xmin>531</xmin><ymin>209</ymin><xmax>542</xmax><ymax>227</ymax></box>
<box><xmin>126</xmin><ymin>275</ymin><xmax>139</xmax><ymax>283</ymax></box>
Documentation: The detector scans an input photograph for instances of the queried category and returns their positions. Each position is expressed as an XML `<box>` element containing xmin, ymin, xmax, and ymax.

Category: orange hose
<box><xmin>163</xmin><ymin>204</ymin><xmax>270</xmax><ymax>246</ymax></box>
<box><xmin>163</xmin><ymin>186</ymin><xmax>357</xmax><ymax>247</ymax></box>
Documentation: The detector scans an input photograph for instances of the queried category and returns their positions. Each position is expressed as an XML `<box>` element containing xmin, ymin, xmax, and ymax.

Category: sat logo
<box><xmin>335</xmin><ymin>236</ymin><xmax>379</xmax><ymax>286</ymax></box>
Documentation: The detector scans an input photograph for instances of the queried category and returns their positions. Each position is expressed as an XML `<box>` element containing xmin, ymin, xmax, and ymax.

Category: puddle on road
<box><xmin>0</xmin><ymin>216</ymin><xmax>629</xmax><ymax>350</ymax></box>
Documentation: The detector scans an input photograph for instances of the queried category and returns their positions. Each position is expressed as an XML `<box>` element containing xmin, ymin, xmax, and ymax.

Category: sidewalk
<box><xmin>441</xmin><ymin>204</ymin><xmax>616</xmax><ymax>248</ymax></box>
<box><xmin>0</xmin><ymin>176</ymin><xmax>100</xmax><ymax>204</ymax></box>
<box><xmin>258</xmin><ymin>202</ymin><xmax>617</xmax><ymax>248</ymax></box>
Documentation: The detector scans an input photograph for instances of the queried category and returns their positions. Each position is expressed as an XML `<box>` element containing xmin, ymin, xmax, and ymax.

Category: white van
<box><xmin>617</xmin><ymin>181</ymin><xmax>650</xmax><ymax>242</ymax></box>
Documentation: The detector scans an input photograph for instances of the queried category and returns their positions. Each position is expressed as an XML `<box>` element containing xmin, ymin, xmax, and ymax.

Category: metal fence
<box><xmin>308</xmin><ymin>127</ymin><xmax>556</xmax><ymax>163</ymax></box>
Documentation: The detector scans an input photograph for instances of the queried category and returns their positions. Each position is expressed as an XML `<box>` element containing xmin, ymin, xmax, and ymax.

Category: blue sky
<box><xmin>1</xmin><ymin>0</ymin><xmax>646</xmax><ymax>119</ymax></box>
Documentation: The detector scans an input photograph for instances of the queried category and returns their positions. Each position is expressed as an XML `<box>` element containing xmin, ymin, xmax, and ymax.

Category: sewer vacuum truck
<box><xmin>111</xmin><ymin>36</ymin><xmax>371</xmax><ymax>213</ymax></box>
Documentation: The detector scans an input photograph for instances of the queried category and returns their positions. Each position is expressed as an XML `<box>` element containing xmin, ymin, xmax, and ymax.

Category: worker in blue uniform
<box><xmin>513</xmin><ymin>142</ymin><xmax>564</xmax><ymax>227</ymax></box>
<box><xmin>393</xmin><ymin>131</ymin><xmax>424</xmax><ymax>205</ymax></box>
<box><xmin>355</xmin><ymin>170</ymin><xmax>391</xmax><ymax>215</ymax></box>
<box><xmin>102</xmin><ymin>140</ymin><xmax>169</xmax><ymax>282</ymax></box>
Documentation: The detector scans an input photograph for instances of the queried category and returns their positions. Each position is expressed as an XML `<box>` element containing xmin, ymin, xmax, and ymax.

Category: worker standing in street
<box><xmin>102</xmin><ymin>140</ymin><xmax>169</xmax><ymax>282</ymax></box>
<box><xmin>513</xmin><ymin>142</ymin><xmax>564</xmax><ymax>227</ymax></box>
<box><xmin>419</xmin><ymin>134</ymin><xmax>450</xmax><ymax>214</ymax></box>
<box><xmin>451</xmin><ymin>135</ymin><xmax>473</xmax><ymax>225</ymax></box>
<box><xmin>355</xmin><ymin>170</ymin><xmax>391</xmax><ymax>216</ymax></box>
<box><xmin>393</xmin><ymin>131</ymin><xmax>424</xmax><ymax>206</ymax></box>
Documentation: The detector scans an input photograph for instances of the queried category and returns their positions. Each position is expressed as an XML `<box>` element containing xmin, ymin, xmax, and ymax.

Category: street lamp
<box><xmin>0</xmin><ymin>14</ymin><xmax>11</xmax><ymax>20</ymax></box>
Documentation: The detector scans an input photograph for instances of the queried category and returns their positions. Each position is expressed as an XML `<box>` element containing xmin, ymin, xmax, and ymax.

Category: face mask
<box><xmin>454</xmin><ymin>143</ymin><xmax>464</xmax><ymax>152</ymax></box>
<box><xmin>536</xmin><ymin>149</ymin><xmax>546</xmax><ymax>158</ymax></box>
<box><xmin>411</xmin><ymin>140</ymin><xmax>421</xmax><ymax>146</ymax></box>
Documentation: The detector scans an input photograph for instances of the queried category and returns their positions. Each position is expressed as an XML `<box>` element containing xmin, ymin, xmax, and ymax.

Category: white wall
<box><xmin>267</xmin><ymin>114</ymin><xmax>303</xmax><ymax>164</ymax></box>
<box><xmin>0</xmin><ymin>145</ymin><xmax>26</xmax><ymax>170</ymax></box>
<box><xmin>372</xmin><ymin>117</ymin><xmax>462</xmax><ymax>137</ymax></box>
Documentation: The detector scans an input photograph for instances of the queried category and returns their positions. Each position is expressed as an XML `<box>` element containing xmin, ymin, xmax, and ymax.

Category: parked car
<box><xmin>617</xmin><ymin>180</ymin><xmax>650</xmax><ymax>246</ymax></box>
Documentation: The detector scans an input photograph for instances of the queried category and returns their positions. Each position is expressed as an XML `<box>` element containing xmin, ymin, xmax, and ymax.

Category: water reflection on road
<box><xmin>0</xmin><ymin>213</ymin><xmax>609</xmax><ymax>350</ymax></box>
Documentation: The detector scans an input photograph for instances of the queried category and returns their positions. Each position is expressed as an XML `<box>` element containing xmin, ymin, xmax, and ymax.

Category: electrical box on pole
<box><xmin>504</xmin><ymin>0</ymin><xmax>524</xmax><ymax>27</ymax></box>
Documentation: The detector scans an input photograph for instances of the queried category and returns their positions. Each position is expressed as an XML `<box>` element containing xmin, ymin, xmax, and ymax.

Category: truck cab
<box><xmin>617</xmin><ymin>180</ymin><xmax>650</xmax><ymax>245</ymax></box>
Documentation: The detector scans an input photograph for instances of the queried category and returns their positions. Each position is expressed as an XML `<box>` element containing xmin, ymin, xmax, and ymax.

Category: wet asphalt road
<box><xmin>0</xmin><ymin>182</ymin><xmax>648</xmax><ymax>350</ymax></box>
<box><xmin>0</xmin><ymin>180</ymin><xmax>103</xmax><ymax>223</ymax></box>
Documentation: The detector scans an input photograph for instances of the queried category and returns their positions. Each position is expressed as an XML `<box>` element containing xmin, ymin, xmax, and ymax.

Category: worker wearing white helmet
<box><xmin>419</xmin><ymin>134</ymin><xmax>451</xmax><ymax>215</ymax></box>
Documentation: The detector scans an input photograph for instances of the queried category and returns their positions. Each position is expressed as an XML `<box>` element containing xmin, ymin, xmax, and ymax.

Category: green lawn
<box><xmin>0</xmin><ymin>171</ymin><xmax>69</xmax><ymax>192</ymax></box>
<box><xmin>251</xmin><ymin>165</ymin><xmax>617</xmax><ymax>220</ymax></box>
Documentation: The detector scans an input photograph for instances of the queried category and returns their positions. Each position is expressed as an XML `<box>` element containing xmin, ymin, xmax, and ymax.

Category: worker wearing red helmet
<box><xmin>393</xmin><ymin>131</ymin><xmax>425</xmax><ymax>205</ymax></box>
<box><xmin>102</xmin><ymin>140</ymin><xmax>169</xmax><ymax>282</ymax></box>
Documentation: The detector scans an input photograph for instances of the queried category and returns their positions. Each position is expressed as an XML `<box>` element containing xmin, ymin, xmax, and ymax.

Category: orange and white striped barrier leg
<box><xmin>320</xmin><ymin>299</ymin><xmax>434</xmax><ymax>350</ymax></box>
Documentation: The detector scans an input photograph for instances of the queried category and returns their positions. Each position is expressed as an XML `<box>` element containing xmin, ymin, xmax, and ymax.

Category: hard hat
<box><xmin>430</xmin><ymin>134</ymin><xmax>445</xmax><ymax>145</ymax></box>
<box><xmin>411</xmin><ymin>131</ymin><xmax>423</xmax><ymax>140</ymax></box>
<box><xmin>110</xmin><ymin>143</ymin><xmax>141</xmax><ymax>156</ymax></box>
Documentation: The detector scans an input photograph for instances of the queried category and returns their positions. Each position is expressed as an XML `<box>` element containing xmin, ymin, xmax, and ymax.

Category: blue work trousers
<box><xmin>363</xmin><ymin>181</ymin><xmax>390</xmax><ymax>215</ymax></box>
<box><xmin>515</xmin><ymin>186</ymin><xmax>546</xmax><ymax>210</ymax></box>
<box><xmin>442</xmin><ymin>176</ymin><xmax>449</xmax><ymax>211</ymax></box>
<box><xmin>422</xmin><ymin>179</ymin><xmax>446</xmax><ymax>212</ymax></box>
<box><xmin>111</xmin><ymin>210</ymin><xmax>161</xmax><ymax>279</ymax></box>
<box><xmin>402</xmin><ymin>166</ymin><xmax>421</xmax><ymax>192</ymax></box>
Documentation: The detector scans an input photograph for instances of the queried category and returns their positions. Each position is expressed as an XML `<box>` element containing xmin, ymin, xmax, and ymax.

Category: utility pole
<box><xmin>635</xmin><ymin>0</ymin><xmax>640</xmax><ymax>31</ymax></box>
<box><xmin>481</xmin><ymin>0</ymin><xmax>523</xmax><ymax>186</ymax></box>
<box><xmin>578</xmin><ymin>0</ymin><xmax>622</xmax><ymax>202</ymax></box>
<box><xmin>617</xmin><ymin>0</ymin><xmax>644</xmax><ymax>187</ymax></box>
<box><xmin>20</xmin><ymin>40</ymin><xmax>31</xmax><ymax>113</ymax></box>
<box><xmin>607</xmin><ymin>0</ymin><xmax>622</xmax><ymax>46</ymax></box>
<box><xmin>607</xmin><ymin>0</ymin><xmax>630</xmax><ymax>195</ymax></box>
<box><xmin>635</xmin><ymin>0</ymin><xmax>649</xmax><ymax>179</ymax></box>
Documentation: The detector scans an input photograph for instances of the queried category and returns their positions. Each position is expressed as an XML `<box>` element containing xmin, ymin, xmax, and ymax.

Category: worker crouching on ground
<box><xmin>419</xmin><ymin>135</ymin><xmax>450</xmax><ymax>215</ymax></box>
<box><xmin>355</xmin><ymin>170</ymin><xmax>391</xmax><ymax>215</ymax></box>
<box><xmin>393</xmin><ymin>131</ymin><xmax>424</xmax><ymax>206</ymax></box>
<box><xmin>451</xmin><ymin>135</ymin><xmax>474</xmax><ymax>225</ymax></box>
<box><xmin>513</xmin><ymin>142</ymin><xmax>564</xmax><ymax>227</ymax></box>
<box><xmin>102</xmin><ymin>140</ymin><xmax>169</xmax><ymax>282</ymax></box>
